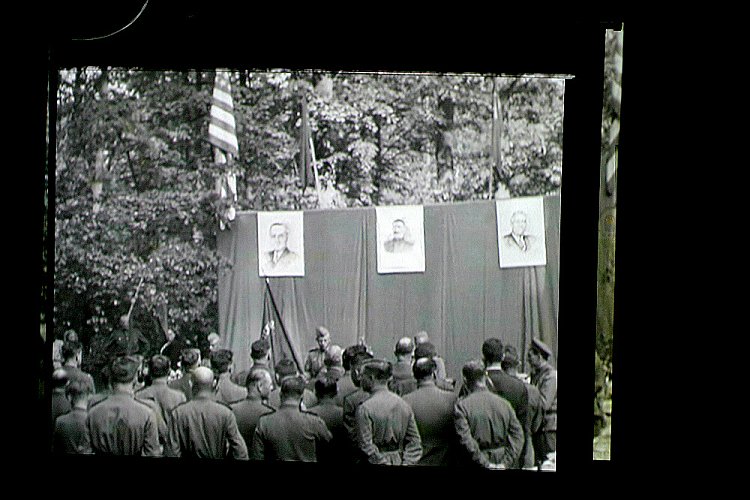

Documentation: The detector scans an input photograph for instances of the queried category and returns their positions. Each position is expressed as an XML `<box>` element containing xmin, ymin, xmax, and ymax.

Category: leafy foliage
<box><xmin>54</xmin><ymin>68</ymin><xmax>565</xmax><ymax>371</ymax></box>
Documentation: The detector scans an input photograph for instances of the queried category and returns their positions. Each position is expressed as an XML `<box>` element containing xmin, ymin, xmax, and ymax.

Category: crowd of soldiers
<box><xmin>50</xmin><ymin>325</ymin><xmax>557</xmax><ymax>470</ymax></box>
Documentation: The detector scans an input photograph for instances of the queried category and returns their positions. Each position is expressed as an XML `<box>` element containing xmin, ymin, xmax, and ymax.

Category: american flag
<box><xmin>208</xmin><ymin>70</ymin><xmax>239</xmax><ymax>159</ymax></box>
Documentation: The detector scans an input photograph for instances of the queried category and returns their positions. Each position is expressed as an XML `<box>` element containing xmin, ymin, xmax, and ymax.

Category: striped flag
<box><xmin>208</xmin><ymin>71</ymin><xmax>239</xmax><ymax>159</ymax></box>
<box><xmin>299</xmin><ymin>98</ymin><xmax>316</xmax><ymax>188</ymax></box>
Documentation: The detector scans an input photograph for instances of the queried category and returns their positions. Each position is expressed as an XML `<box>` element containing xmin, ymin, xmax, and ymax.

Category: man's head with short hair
<box><xmin>414</xmin><ymin>331</ymin><xmax>429</xmax><ymax>345</ymax></box>
<box><xmin>391</xmin><ymin>219</ymin><xmax>407</xmax><ymax>240</ymax></box>
<box><xmin>180</xmin><ymin>348</ymin><xmax>202</xmax><ymax>370</ymax></box>
<box><xmin>324</xmin><ymin>345</ymin><xmax>344</xmax><ymax>369</ymax></box>
<box><xmin>52</xmin><ymin>368</ymin><xmax>69</xmax><ymax>390</ymax></box>
<box><xmin>110</xmin><ymin>356</ymin><xmax>141</xmax><ymax>385</ymax></box>
<box><xmin>61</xmin><ymin>341</ymin><xmax>82</xmax><ymax>364</ymax></box>
<box><xmin>414</xmin><ymin>342</ymin><xmax>437</xmax><ymax>361</ymax></box>
<box><xmin>462</xmin><ymin>360</ymin><xmax>487</xmax><ymax>390</ymax></box>
<box><xmin>394</xmin><ymin>337</ymin><xmax>415</xmax><ymax>360</ymax></box>
<box><xmin>192</xmin><ymin>366</ymin><xmax>216</xmax><ymax>394</ymax></box>
<box><xmin>360</xmin><ymin>359</ymin><xmax>392</xmax><ymax>392</ymax></box>
<box><xmin>349</xmin><ymin>350</ymin><xmax>375</xmax><ymax>386</ymax></box>
<box><xmin>148</xmin><ymin>355</ymin><xmax>172</xmax><ymax>379</ymax></box>
<box><xmin>343</xmin><ymin>344</ymin><xmax>370</xmax><ymax>372</ymax></box>
<box><xmin>315</xmin><ymin>326</ymin><xmax>331</xmax><ymax>351</ymax></box>
<box><xmin>269</xmin><ymin>222</ymin><xmax>290</xmax><ymax>252</ymax></box>
<box><xmin>501</xmin><ymin>346</ymin><xmax>521</xmax><ymax>373</ymax></box>
<box><xmin>207</xmin><ymin>333</ymin><xmax>221</xmax><ymax>351</ymax></box>
<box><xmin>210</xmin><ymin>349</ymin><xmax>234</xmax><ymax>374</ymax></box>
<box><xmin>246</xmin><ymin>369</ymin><xmax>273</xmax><ymax>398</ymax></box>
<box><xmin>274</xmin><ymin>359</ymin><xmax>298</xmax><ymax>384</ymax></box>
<box><xmin>510</xmin><ymin>211</ymin><xmax>528</xmax><ymax>236</ymax></box>
<box><xmin>314</xmin><ymin>375</ymin><xmax>339</xmax><ymax>400</ymax></box>
<box><xmin>280</xmin><ymin>376</ymin><xmax>306</xmax><ymax>402</ymax></box>
<box><xmin>251</xmin><ymin>340</ymin><xmax>270</xmax><ymax>362</ymax></box>
<box><xmin>412</xmin><ymin>357</ymin><xmax>437</xmax><ymax>381</ymax></box>
<box><xmin>65</xmin><ymin>375</ymin><xmax>94</xmax><ymax>406</ymax></box>
<box><xmin>481</xmin><ymin>338</ymin><xmax>505</xmax><ymax>365</ymax></box>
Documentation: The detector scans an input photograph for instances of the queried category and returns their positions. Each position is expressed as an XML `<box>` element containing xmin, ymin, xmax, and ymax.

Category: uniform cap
<box><xmin>315</xmin><ymin>326</ymin><xmax>331</xmax><ymax>339</ymax></box>
<box><xmin>531</xmin><ymin>339</ymin><xmax>553</xmax><ymax>359</ymax></box>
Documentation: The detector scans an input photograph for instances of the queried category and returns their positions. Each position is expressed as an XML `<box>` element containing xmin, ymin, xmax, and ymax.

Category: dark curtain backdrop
<box><xmin>218</xmin><ymin>196</ymin><xmax>560</xmax><ymax>381</ymax></box>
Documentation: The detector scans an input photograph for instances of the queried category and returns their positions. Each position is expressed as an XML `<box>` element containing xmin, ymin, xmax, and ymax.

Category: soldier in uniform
<box><xmin>527</xmin><ymin>339</ymin><xmax>557</xmax><ymax>464</ymax></box>
<box><xmin>502</xmin><ymin>346</ymin><xmax>544</xmax><ymax>468</ymax></box>
<box><xmin>135</xmin><ymin>355</ymin><xmax>187</xmax><ymax>440</ymax></box>
<box><xmin>232</xmin><ymin>339</ymin><xmax>272</xmax><ymax>388</ymax></box>
<box><xmin>414</xmin><ymin>331</ymin><xmax>447</xmax><ymax>380</ymax></box>
<box><xmin>413</xmin><ymin>341</ymin><xmax>454</xmax><ymax>391</ymax></box>
<box><xmin>308</xmin><ymin>375</ymin><xmax>346</xmax><ymax>463</ymax></box>
<box><xmin>53</xmin><ymin>374</ymin><xmax>93</xmax><ymax>454</ymax></box>
<box><xmin>335</xmin><ymin>344</ymin><xmax>371</xmax><ymax>407</ymax></box>
<box><xmin>303</xmin><ymin>326</ymin><xmax>331</xmax><ymax>381</ymax></box>
<box><xmin>481</xmin><ymin>338</ymin><xmax>534</xmax><ymax>468</ymax></box>
<box><xmin>267</xmin><ymin>359</ymin><xmax>317</xmax><ymax>410</ymax></box>
<box><xmin>231</xmin><ymin>369</ymin><xmax>275</xmax><ymax>449</ymax></box>
<box><xmin>402</xmin><ymin>357</ymin><xmax>458</xmax><ymax>466</ymax></box>
<box><xmin>355</xmin><ymin>359</ymin><xmax>422</xmax><ymax>465</ymax></box>
<box><xmin>86</xmin><ymin>356</ymin><xmax>161</xmax><ymax>456</ymax></box>
<box><xmin>341</xmin><ymin>351</ymin><xmax>375</xmax><ymax>462</ymax></box>
<box><xmin>389</xmin><ymin>337</ymin><xmax>418</xmax><ymax>396</ymax></box>
<box><xmin>169</xmin><ymin>348</ymin><xmax>202</xmax><ymax>402</ymax></box>
<box><xmin>454</xmin><ymin>360</ymin><xmax>523</xmax><ymax>469</ymax></box>
<box><xmin>211</xmin><ymin>349</ymin><xmax>248</xmax><ymax>404</ymax></box>
<box><xmin>61</xmin><ymin>340</ymin><xmax>96</xmax><ymax>392</ymax></box>
<box><xmin>251</xmin><ymin>376</ymin><xmax>332</xmax><ymax>462</ymax></box>
<box><xmin>165</xmin><ymin>366</ymin><xmax>249</xmax><ymax>459</ymax></box>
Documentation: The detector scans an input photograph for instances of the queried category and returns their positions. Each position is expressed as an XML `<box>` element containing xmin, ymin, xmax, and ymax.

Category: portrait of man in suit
<box><xmin>258</xmin><ymin>212</ymin><xmax>305</xmax><ymax>277</ymax></box>
<box><xmin>496</xmin><ymin>197</ymin><xmax>547</xmax><ymax>269</ymax></box>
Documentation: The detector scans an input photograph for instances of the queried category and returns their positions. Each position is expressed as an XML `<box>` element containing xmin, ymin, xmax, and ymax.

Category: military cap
<box><xmin>394</xmin><ymin>337</ymin><xmax>415</xmax><ymax>356</ymax></box>
<box><xmin>315</xmin><ymin>326</ymin><xmax>331</xmax><ymax>339</ymax></box>
<box><xmin>414</xmin><ymin>342</ymin><xmax>437</xmax><ymax>360</ymax></box>
<box><xmin>110</xmin><ymin>355</ymin><xmax>141</xmax><ymax>383</ymax></box>
<box><xmin>530</xmin><ymin>339</ymin><xmax>553</xmax><ymax>359</ymax></box>
<box><xmin>251</xmin><ymin>339</ymin><xmax>270</xmax><ymax>359</ymax></box>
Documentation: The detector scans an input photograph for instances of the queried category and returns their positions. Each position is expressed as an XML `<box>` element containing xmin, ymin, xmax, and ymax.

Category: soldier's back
<box><xmin>231</xmin><ymin>397</ymin><xmax>275</xmax><ymax>449</ymax></box>
<box><xmin>169</xmin><ymin>396</ymin><xmax>247</xmax><ymax>459</ymax></box>
<box><xmin>403</xmin><ymin>382</ymin><xmax>457</xmax><ymax>466</ymax></box>
<box><xmin>87</xmin><ymin>392</ymin><xmax>159</xmax><ymax>456</ymax></box>
<box><xmin>53</xmin><ymin>408</ymin><xmax>90</xmax><ymax>454</ymax></box>
<box><xmin>252</xmin><ymin>404</ymin><xmax>331</xmax><ymax>462</ymax></box>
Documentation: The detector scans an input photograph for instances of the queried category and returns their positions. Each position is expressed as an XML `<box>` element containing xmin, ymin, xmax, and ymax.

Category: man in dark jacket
<box><xmin>231</xmin><ymin>369</ymin><xmax>275</xmax><ymax>449</ymax></box>
<box><xmin>402</xmin><ymin>357</ymin><xmax>458</xmax><ymax>466</ymax></box>
<box><xmin>168</xmin><ymin>348</ymin><xmax>202</xmax><ymax>401</ymax></box>
<box><xmin>454</xmin><ymin>360</ymin><xmax>523</xmax><ymax>469</ymax></box>
<box><xmin>528</xmin><ymin>338</ymin><xmax>557</xmax><ymax>464</ymax></box>
<box><xmin>165</xmin><ymin>366</ymin><xmax>248</xmax><ymax>459</ymax></box>
<box><xmin>251</xmin><ymin>376</ymin><xmax>332</xmax><ymax>462</ymax></box>
<box><xmin>308</xmin><ymin>375</ymin><xmax>346</xmax><ymax>463</ymax></box>
<box><xmin>389</xmin><ymin>337</ymin><xmax>417</xmax><ymax>396</ymax></box>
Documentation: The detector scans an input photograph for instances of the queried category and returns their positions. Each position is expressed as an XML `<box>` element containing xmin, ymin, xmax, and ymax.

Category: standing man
<box><xmin>211</xmin><ymin>349</ymin><xmax>248</xmax><ymax>404</ymax></box>
<box><xmin>481</xmin><ymin>338</ymin><xmax>533</xmax><ymax>468</ymax></box>
<box><xmin>251</xmin><ymin>376</ymin><xmax>332</xmax><ymax>462</ymax></box>
<box><xmin>389</xmin><ymin>337</ymin><xmax>418</xmax><ymax>396</ymax></box>
<box><xmin>53</xmin><ymin>376</ymin><xmax>94</xmax><ymax>454</ymax></box>
<box><xmin>61</xmin><ymin>340</ymin><xmax>96</xmax><ymax>392</ymax></box>
<box><xmin>308</xmin><ymin>375</ymin><xmax>346</xmax><ymax>463</ymax></box>
<box><xmin>135</xmin><ymin>355</ymin><xmax>187</xmax><ymax>433</ymax></box>
<box><xmin>528</xmin><ymin>339</ymin><xmax>557</xmax><ymax>464</ymax></box>
<box><xmin>341</xmin><ymin>351</ymin><xmax>375</xmax><ymax>463</ymax></box>
<box><xmin>51</xmin><ymin>368</ymin><xmax>71</xmax><ymax>433</ymax></box>
<box><xmin>267</xmin><ymin>359</ymin><xmax>317</xmax><ymax>410</ymax></box>
<box><xmin>402</xmin><ymin>357</ymin><xmax>458</xmax><ymax>466</ymax></box>
<box><xmin>454</xmin><ymin>360</ymin><xmax>524</xmax><ymax>469</ymax></box>
<box><xmin>86</xmin><ymin>356</ymin><xmax>161</xmax><ymax>456</ymax></box>
<box><xmin>232</xmin><ymin>339</ymin><xmax>272</xmax><ymax>387</ymax></box>
<box><xmin>169</xmin><ymin>348</ymin><xmax>202</xmax><ymax>402</ymax></box>
<box><xmin>231</xmin><ymin>370</ymin><xmax>276</xmax><ymax>449</ymax></box>
<box><xmin>336</xmin><ymin>344</ymin><xmax>371</xmax><ymax>407</ymax></box>
<box><xmin>165</xmin><ymin>366</ymin><xmax>248</xmax><ymax>460</ymax></box>
<box><xmin>413</xmin><ymin>341</ymin><xmax>454</xmax><ymax>391</ymax></box>
<box><xmin>304</xmin><ymin>326</ymin><xmax>331</xmax><ymax>381</ymax></box>
<box><xmin>355</xmin><ymin>359</ymin><xmax>422</xmax><ymax>466</ymax></box>
<box><xmin>413</xmin><ymin>331</ymin><xmax>447</xmax><ymax>380</ymax></box>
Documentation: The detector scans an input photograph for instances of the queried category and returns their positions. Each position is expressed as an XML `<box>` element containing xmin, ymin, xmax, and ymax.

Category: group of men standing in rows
<box><xmin>50</xmin><ymin>325</ymin><xmax>556</xmax><ymax>470</ymax></box>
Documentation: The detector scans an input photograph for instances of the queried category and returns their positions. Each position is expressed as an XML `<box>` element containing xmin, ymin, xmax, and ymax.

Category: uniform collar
<box><xmin>417</xmin><ymin>379</ymin><xmax>436</xmax><ymax>388</ymax></box>
<box><xmin>280</xmin><ymin>400</ymin><xmax>300</xmax><ymax>409</ymax></box>
<box><xmin>151</xmin><ymin>378</ymin><xmax>168</xmax><ymax>386</ymax></box>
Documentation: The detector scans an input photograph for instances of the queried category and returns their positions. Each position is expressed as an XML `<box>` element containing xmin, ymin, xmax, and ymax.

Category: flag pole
<box><xmin>264</xmin><ymin>278</ymin><xmax>304</xmax><ymax>373</ymax></box>
<box><xmin>309</xmin><ymin>132</ymin><xmax>322</xmax><ymax>207</ymax></box>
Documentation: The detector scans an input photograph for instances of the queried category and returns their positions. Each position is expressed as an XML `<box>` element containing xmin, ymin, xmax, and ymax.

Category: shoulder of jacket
<box><xmin>213</xmin><ymin>399</ymin><xmax>234</xmax><ymax>411</ymax></box>
<box><xmin>171</xmin><ymin>400</ymin><xmax>190</xmax><ymax>413</ymax></box>
<box><xmin>88</xmin><ymin>395</ymin><xmax>109</xmax><ymax>409</ymax></box>
<box><xmin>133</xmin><ymin>397</ymin><xmax>157</xmax><ymax>411</ymax></box>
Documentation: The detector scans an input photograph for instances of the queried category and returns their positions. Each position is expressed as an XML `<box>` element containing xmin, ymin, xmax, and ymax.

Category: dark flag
<box><xmin>491</xmin><ymin>86</ymin><xmax>504</xmax><ymax>184</ymax></box>
<box><xmin>299</xmin><ymin>98</ymin><xmax>316</xmax><ymax>188</ymax></box>
<box><xmin>261</xmin><ymin>281</ymin><xmax>304</xmax><ymax>374</ymax></box>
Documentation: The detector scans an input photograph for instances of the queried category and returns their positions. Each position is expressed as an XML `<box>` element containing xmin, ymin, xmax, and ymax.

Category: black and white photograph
<box><xmin>496</xmin><ymin>197</ymin><xmax>547</xmax><ymax>268</ymax></box>
<box><xmin>257</xmin><ymin>211</ymin><xmax>305</xmax><ymax>277</ymax></box>
<box><xmin>376</xmin><ymin>205</ymin><xmax>426</xmax><ymax>274</ymax></box>
<box><xmin>33</xmin><ymin>13</ymin><xmax>641</xmax><ymax>475</ymax></box>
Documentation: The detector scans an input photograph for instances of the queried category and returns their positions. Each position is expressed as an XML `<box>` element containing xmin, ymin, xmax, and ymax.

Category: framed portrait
<box><xmin>257</xmin><ymin>211</ymin><xmax>305</xmax><ymax>277</ymax></box>
<box><xmin>496</xmin><ymin>197</ymin><xmax>547</xmax><ymax>268</ymax></box>
<box><xmin>376</xmin><ymin>205</ymin><xmax>426</xmax><ymax>274</ymax></box>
